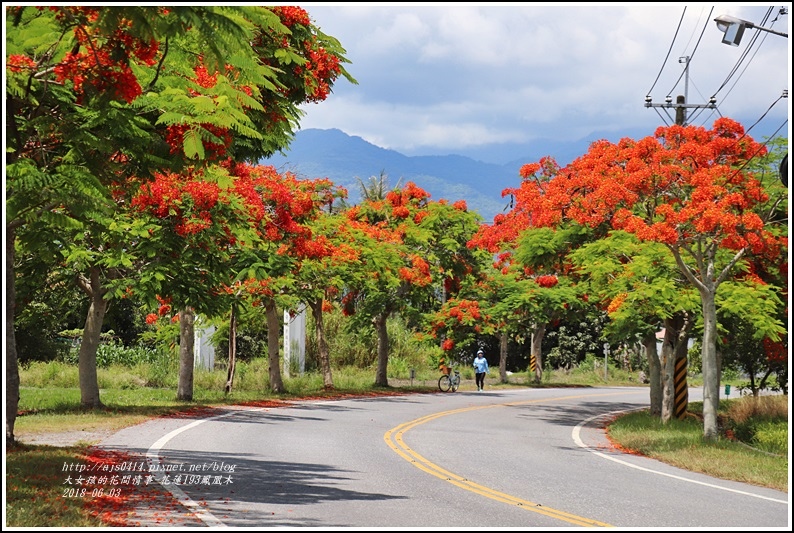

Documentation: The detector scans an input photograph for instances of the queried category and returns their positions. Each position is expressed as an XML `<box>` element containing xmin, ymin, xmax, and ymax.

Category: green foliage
<box><xmin>212</xmin><ymin>306</ymin><xmax>269</xmax><ymax>363</ymax></box>
<box><xmin>748</xmin><ymin>421</ymin><xmax>788</xmax><ymax>455</ymax></box>
<box><xmin>544</xmin><ymin>313</ymin><xmax>608</xmax><ymax>370</ymax></box>
<box><xmin>60</xmin><ymin>341</ymin><xmax>163</xmax><ymax>368</ymax></box>
<box><xmin>716</xmin><ymin>280</ymin><xmax>786</xmax><ymax>341</ymax></box>
<box><xmin>312</xmin><ymin>310</ymin><xmax>437</xmax><ymax>372</ymax></box>
<box><xmin>723</xmin><ymin>395</ymin><xmax>788</xmax><ymax>455</ymax></box>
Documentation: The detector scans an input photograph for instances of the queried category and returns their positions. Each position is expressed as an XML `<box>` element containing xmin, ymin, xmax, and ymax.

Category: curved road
<box><xmin>100</xmin><ymin>386</ymin><xmax>790</xmax><ymax>528</ymax></box>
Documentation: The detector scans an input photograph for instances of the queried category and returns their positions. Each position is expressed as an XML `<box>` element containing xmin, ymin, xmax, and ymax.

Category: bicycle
<box><xmin>438</xmin><ymin>366</ymin><xmax>460</xmax><ymax>392</ymax></box>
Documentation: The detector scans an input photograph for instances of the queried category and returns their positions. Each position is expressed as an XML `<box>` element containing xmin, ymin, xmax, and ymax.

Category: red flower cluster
<box><xmin>398</xmin><ymin>255</ymin><xmax>432</xmax><ymax>286</ymax></box>
<box><xmin>299</xmin><ymin>46</ymin><xmax>342</xmax><ymax>102</ymax></box>
<box><xmin>156</xmin><ymin>295</ymin><xmax>172</xmax><ymax>316</ymax></box>
<box><xmin>132</xmin><ymin>172</ymin><xmax>228</xmax><ymax>237</ymax></box>
<box><xmin>535</xmin><ymin>274</ymin><xmax>559</xmax><ymax>288</ymax></box>
<box><xmin>49</xmin><ymin>7</ymin><xmax>159</xmax><ymax>104</ymax></box>
<box><xmin>6</xmin><ymin>54</ymin><xmax>37</xmax><ymax>73</ymax></box>
<box><xmin>607</xmin><ymin>293</ymin><xmax>627</xmax><ymax>314</ymax></box>
<box><xmin>271</xmin><ymin>6</ymin><xmax>311</xmax><ymax>27</ymax></box>
<box><xmin>341</xmin><ymin>291</ymin><xmax>358</xmax><ymax>316</ymax></box>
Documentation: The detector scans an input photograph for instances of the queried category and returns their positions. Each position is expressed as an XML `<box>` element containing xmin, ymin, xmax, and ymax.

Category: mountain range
<box><xmin>256</xmin><ymin>127</ymin><xmax>669</xmax><ymax>222</ymax></box>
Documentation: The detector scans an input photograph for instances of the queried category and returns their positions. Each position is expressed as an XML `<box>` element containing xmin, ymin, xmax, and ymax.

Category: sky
<box><xmin>295</xmin><ymin>2</ymin><xmax>791</xmax><ymax>158</ymax></box>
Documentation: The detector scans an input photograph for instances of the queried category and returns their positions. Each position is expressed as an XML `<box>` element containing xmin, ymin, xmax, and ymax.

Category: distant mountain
<box><xmin>259</xmin><ymin>128</ymin><xmax>632</xmax><ymax>222</ymax></box>
<box><xmin>261</xmin><ymin>121</ymin><xmax>787</xmax><ymax>221</ymax></box>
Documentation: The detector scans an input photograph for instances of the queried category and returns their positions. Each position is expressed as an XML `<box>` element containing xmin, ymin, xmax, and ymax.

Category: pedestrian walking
<box><xmin>473</xmin><ymin>349</ymin><xmax>489</xmax><ymax>391</ymax></box>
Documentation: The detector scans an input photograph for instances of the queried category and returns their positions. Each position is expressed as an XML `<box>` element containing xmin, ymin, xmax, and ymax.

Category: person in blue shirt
<box><xmin>473</xmin><ymin>349</ymin><xmax>489</xmax><ymax>391</ymax></box>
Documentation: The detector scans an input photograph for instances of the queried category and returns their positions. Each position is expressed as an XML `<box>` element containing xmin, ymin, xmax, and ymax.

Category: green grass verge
<box><xmin>607</xmin><ymin>396</ymin><xmax>788</xmax><ymax>492</ymax></box>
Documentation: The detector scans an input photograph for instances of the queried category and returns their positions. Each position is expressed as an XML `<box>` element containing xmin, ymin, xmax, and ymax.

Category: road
<box><xmin>99</xmin><ymin>386</ymin><xmax>790</xmax><ymax>528</ymax></box>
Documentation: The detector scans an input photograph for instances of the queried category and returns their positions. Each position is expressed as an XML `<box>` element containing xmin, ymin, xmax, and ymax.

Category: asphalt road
<box><xmin>99</xmin><ymin>386</ymin><xmax>790</xmax><ymax>528</ymax></box>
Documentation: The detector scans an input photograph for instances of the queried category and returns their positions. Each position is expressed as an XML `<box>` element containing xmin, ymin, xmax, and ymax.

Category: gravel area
<box><xmin>15</xmin><ymin>429</ymin><xmax>117</xmax><ymax>447</ymax></box>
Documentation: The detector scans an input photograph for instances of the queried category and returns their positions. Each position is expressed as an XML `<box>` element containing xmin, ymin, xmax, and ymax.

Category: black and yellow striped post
<box><xmin>674</xmin><ymin>356</ymin><xmax>689</xmax><ymax>418</ymax></box>
<box><xmin>529</xmin><ymin>353</ymin><xmax>538</xmax><ymax>374</ymax></box>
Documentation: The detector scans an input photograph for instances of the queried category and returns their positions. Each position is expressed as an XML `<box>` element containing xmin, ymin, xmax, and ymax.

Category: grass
<box><xmin>6</xmin><ymin>363</ymin><xmax>788</xmax><ymax>527</ymax></box>
<box><xmin>607</xmin><ymin>395</ymin><xmax>788</xmax><ymax>492</ymax></box>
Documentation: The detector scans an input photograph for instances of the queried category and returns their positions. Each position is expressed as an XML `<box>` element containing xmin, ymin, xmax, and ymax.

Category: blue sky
<box><xmin>296</xmin><ymin>3</ymin><xmax>791</xmax><ymax>157</ymax></box>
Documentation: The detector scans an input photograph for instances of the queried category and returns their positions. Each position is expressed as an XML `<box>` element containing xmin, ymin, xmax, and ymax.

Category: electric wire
<box><xmin>664</xmin><ymin>6</ymin><xmax>713</xmax><ymax>98</ymax></box>
<box><xmin>711</xmin><ymin>7</ymin><xmax>774</xmax><ymax>101</ymax></box>
<box><xmin>687</xmin><ymin>76</ymin><xmax>720</xmax><ymax>125</ymax></box>
<box><xmin>737</xmin><ymin>93</ymin><xmax>788</xmax><ymax>142</ymax></box>
<box><xmin>651</xmin><ymin>108</ymin><xmax>672</xmax><ymax>127</ymax></box>
<box><xmin>647</xmin><ymin>7</ymin><xmax>786</xmax><ymax>139</ymax></box>
<box><xmin>705</xmin><ymin>8</ymin><xmax>786</xmax><ymax>137</ymax></box>
<box><xmin>646</xmin><ymin>6</ymin><xmax>686</xmax><ymax>97</ymax></box>
<box><xmin>728</xmin><ymin>118</ymin><xmax>787</xmax><ymax>180</ymax></box>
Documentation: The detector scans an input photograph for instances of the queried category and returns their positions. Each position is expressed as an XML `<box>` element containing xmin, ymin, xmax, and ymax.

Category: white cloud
<box><xmin>299</xmin><ymin>3</ymin><xmax>791</xmax><ymax>155</ymax></box>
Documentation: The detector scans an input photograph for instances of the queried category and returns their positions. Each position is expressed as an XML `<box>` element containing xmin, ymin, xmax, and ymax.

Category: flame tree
<box><xmin>342</xmin><ymin>183</ymin><xmax>484</xmax><ymax>386</ymax></box>
<box><xmin>5</xmin><ymin>5</ymin><xmax>353</xmax><ymax>441</ymax></box>
<box><xmin>469</xmin><ymin>158</ymin><xmax>592</xmax><ymax>384</ymax></box>
<box><xmin>506</xmin><ymin>118</ymin><xmax>786</xmax><ymax>439</ymax></box>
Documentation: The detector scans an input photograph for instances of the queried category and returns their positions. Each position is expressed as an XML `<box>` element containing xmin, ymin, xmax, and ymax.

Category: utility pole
<box><xmin>645</xmin><ymin>56</ymin><xmax>717</xmax><ymax>126</ymax></box>
<box><xmin>644</xmin><ymin>56</ymin><xmax>711</xmax><ymax>419</ymax></box>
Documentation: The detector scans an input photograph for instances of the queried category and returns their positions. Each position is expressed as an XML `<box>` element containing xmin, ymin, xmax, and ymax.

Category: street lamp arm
<box><xmin>746</xmin><ymin>22</ymin><xmax>789</xmax><ymax>38</ymax></box>
<box><xmin>714</xmin><ymin>14</ymin><xmax>788</xmax><ymax>46</ymax></box>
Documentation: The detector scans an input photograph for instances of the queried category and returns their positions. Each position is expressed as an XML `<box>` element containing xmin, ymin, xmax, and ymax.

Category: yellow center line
<box><xmin>384</xmin><ymin>391</ymin><xmax>632</xmax><ymax>527</ymax></box>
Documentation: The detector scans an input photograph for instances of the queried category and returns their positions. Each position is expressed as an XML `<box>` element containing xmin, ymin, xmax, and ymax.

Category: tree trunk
<box><xmin>374</xmin><ymin>311</ymin><xmax>389</xmax><ymax>387</ymax></box>
<box><xmin>6</xmin><ymin>225</ymin><xmax>20</xmax><ymax>446</ymax></box>
<box><xmin>531</xmin><ymin>322</ymin><xmax>546</xmax><ymax>383</ymax></box>
<box><xmin>177</xmin><ymin>307</ymin><xmax>195</xmax><ymax>401</ymax></box>
<box><xmin>643</xmin><ymin>330</ymin><xmax>662</xmax><ymax>417</ymax></box>
<box><xmin>265</xmin><ymin>299</ymin><xmax>285</xmax><ymax>393</ymax></box>
<box><xmin>499</xmin><ymin>331</ymin><xmax>508</xmax><ymax>383</ymax></box>
<box><xmin>700</xmin><ymin>287</ymin><xmax>720</xmax><ymax>440</ymax></box>
<box><xmin>225</xmin><ymin>306</ymin><xmax>237</xmax><ymax>394</ymax></box>
<box><xmin>670</xmin><ymin>247</ymin><xmax>731</xmax><ymax>440</ymax></box>
<box><xmin>310</xmin><ymin>298</ymin><xmax>334</xmax><ymax>390</ymax></box>
<box><xmin>77</xmin><ymin>267</ymin><xmax>107</xmax><ymax>409</ymax></box>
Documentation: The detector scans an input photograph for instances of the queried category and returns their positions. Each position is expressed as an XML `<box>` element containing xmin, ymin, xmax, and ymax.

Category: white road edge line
<box><xmin>146</xmin><ymin>406</ymin><xmax>269</xmax><ymax>527</ymax></box>
<box><xmin>571</xmin><ymin>409</ymin><xmax>788</xmax><ymax>504</ymax></box>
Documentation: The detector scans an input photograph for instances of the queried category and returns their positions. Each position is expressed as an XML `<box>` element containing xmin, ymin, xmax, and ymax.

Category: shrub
<box><xmin>724</xmin><ymin>395</ymin><xmax>788</xmax><ymax>454</ymax></box>
<box><xmin>61</xmin><ymin>341</ymin><xmax>162</xmax><ymax>368</ymax></box>
<box><xmin>751</xmin><ymin>421</ymin><xmax>788</xmax><ymax>455</ymax></box>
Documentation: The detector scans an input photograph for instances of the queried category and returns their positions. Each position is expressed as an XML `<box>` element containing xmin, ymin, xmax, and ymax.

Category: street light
<box><xmin>713</xmin><ymin>13</ymin><xmax>789</xmax><ymax>187</ymax></box>
<box><xmin>714</xmin><ymin>14</ymin><xmax>788</xmax><ymax>46</ymax></box>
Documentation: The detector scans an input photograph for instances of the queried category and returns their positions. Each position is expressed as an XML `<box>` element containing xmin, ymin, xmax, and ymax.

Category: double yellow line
<box><xmin>383</xmin><ymin>397</ymin><xmax>614</xmax><ymax>527</ymax></box>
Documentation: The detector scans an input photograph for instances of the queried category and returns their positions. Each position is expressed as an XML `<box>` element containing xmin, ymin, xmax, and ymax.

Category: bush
<box><xmin>724</xmin><ymin>395</ymin><xmax>788</xmax><ymax>454</ymax></box>
<box><xmin>306</xmin><ymin>309</ymin><xmax>438</xmax><ymax>373</ymax></box>
<box><xmin>751</xmin><ymin>421</ymin><xmax>787</xmax><ymax>455</ymax></box>
<box><xmin>61</xmin><ymin>341</ymin><xmax>162</xmax><ymax>368</ymax></box>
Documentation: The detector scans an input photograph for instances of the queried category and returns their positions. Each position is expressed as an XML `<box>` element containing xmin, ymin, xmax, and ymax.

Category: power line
<box><xmin>711</xmin><ymin>7</ymin><xmax>774</xmax><ymax>101</ymax></box>
<box><xmin>646</xmin><ymin>6</ymin><xmax>686</xmax><ymax>97</ymax></box>
<box><xmin>739</xmin><ymin>91</ymin><xmax>788</xmax><ymax>141</ymax></box>
<box><xmin>664</xmin><ymin>6</ymin><xmax>713</xmax><ymax>98</ymax></box>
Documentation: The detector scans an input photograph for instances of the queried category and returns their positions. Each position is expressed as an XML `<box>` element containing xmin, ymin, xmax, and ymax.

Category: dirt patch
<box><xmin>15</xmin><ymin>429</ymin><xmax>117</xmax><ymax>447</ymax></box>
